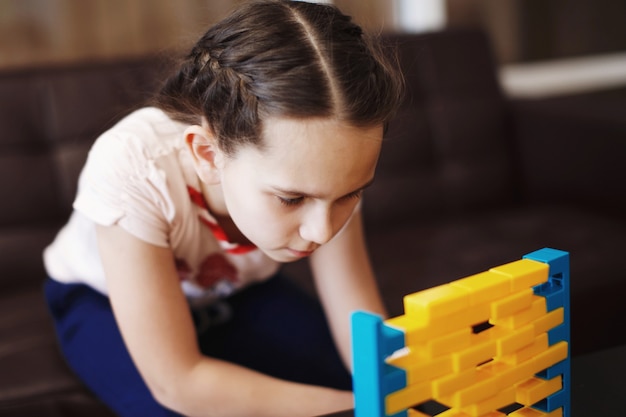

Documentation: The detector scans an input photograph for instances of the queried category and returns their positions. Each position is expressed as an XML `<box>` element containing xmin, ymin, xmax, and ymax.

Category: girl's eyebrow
<box><xmin>271</xmin><ymin>177</ymin><xmax>375</xmax><ymax>199</ymax></box>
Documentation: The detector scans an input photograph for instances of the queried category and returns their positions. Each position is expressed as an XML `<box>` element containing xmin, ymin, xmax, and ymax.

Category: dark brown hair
<box><xmin>156</xmin><ymin>0</ymin><xmax>403</xmax><ymax>155</ymax></box>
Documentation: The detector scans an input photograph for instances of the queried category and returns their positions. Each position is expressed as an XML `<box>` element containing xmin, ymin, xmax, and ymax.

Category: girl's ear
<box><xmin>184</xmin><ymin>125</ymin><xmax>224</xmax><ymax>184</ymax></box>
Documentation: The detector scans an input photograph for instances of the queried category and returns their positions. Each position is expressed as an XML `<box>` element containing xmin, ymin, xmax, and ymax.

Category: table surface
<box><xmin>320</xmin><ymin>344</ymin><xmax>626</xmax><ymax>417</ymax></box>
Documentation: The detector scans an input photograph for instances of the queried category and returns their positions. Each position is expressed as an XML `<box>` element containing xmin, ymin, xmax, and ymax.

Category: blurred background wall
<box><xmin>1</xmin><ymin>0</ymin><xmax>625</xmax><ymax>95</ymax></box>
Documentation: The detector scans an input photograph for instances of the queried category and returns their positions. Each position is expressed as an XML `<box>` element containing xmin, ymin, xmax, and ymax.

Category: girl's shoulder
<box><xmin>74</xmin><ymin>107</ymin><xmax>193</xmax><ymax>246</ymax></box>
<box><xmin>102</xmin><ymin>107</ymin><xmax>187</xmax><ymax>154</ymax></box>
<box><xmin>86</xmin><ymin>107</ymin><xmax>188</xmax><ymax>172</ymax></box>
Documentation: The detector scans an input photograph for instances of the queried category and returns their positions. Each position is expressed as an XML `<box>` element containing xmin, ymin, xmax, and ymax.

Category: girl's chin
<box><xmin>261</xmin><ymin>248</ymin><xmax>313</xmax><ymax>263</ymax></box>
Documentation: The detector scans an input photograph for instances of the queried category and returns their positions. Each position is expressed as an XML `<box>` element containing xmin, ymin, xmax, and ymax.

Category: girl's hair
<box><xmin>155</xmin><ymin>0</ymin><xmax>404</xmax><ymax>155</ymax></box>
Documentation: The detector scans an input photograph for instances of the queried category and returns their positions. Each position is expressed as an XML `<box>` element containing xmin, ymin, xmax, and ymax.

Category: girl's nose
<box><xmin>299</xmin><ymin>205</ymin><xmax>334</xmax><ymax>245</ymax></box>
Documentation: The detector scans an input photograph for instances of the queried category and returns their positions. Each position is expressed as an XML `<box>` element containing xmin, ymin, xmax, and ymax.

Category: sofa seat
<box><xmin>0</xmin><ymin>288</ymin><xmax>114</xmax><ymax>417</ymax></box>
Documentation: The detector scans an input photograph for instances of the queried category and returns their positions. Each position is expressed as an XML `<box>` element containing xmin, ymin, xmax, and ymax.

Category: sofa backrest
<box><xmin>0</xmin><ymin>58</ymin><xmax>168</xmax><ymax>290</ymax></box>
<box><xmin>363</xmin><ymin>29</ymin><xmax>517</xmax><ymax>230</ymax></box>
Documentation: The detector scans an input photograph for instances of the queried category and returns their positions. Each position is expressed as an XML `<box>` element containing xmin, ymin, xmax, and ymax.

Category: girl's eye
<box><xmin>278</xmin><ymin>196</ymin><xmax>304</xmax><ymax>207</ymax></box>
<box><xmin>277</xmin><ymin>190</ymin><xmax>362</xmax><ymax>207</ymax></box>
<box><xmin>340</xmin><ymin>190</ymin><xmax>363</xmax><ymax>202</ymax></box>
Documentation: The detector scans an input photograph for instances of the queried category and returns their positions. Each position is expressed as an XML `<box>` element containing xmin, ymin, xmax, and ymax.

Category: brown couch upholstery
<box><xmin>1</xmin><ymin>29</ymin><xmax>625</xmax><ymax>416</ymax></box>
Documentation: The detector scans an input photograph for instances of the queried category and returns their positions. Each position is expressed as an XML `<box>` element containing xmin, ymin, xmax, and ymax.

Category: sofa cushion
<box><xmin>0</xmin><ymin>227</ymin><xmax>59</xmax><ymax>291</ymax></box>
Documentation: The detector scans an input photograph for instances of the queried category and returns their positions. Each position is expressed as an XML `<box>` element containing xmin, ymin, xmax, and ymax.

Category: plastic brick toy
<box><xmin>351</xmin><ymin>248</ymin><xmax>570</xmax><ymax>417</ymax></box>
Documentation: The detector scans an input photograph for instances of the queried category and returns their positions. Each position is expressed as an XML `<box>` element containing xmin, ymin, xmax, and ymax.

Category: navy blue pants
<box><xmin>44</xmin><ymin>273</ymin><xmax>352</xmax><ymax>417</ymax></box>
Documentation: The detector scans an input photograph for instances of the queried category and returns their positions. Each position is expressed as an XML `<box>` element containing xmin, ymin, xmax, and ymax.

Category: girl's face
<box><xmin>215</xmin><ymin>117</ymin><xmax>383</xmax><ymax>263</ymax></box>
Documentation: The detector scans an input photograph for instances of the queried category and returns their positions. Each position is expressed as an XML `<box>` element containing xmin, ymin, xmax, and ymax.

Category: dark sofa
<box><xmin>1</xmin><ymin>29</ymin><xmax>625</xmax><ymax>416</ymax></box>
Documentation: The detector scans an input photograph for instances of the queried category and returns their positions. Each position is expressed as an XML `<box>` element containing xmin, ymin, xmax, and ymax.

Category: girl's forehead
<box><xmin>260</xmin><ymin>116</ymin><xmax>383</xmax><ymax>150</ymax></box>
<box><xmin>256</xmin><ymin>119</ymin><xmax>381</xmax><ymax>176</ymax></box>
<box><xmin>231</xmin><ymin>116</ymin><xmax>383</xmax><ymax>196</ymax></box>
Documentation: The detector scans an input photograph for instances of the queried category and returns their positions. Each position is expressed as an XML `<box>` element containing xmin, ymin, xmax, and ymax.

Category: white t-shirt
<box><xmin>44</xmin><ymin>107</ymin><xmax>280</xmax><ymax>306</ymax></box>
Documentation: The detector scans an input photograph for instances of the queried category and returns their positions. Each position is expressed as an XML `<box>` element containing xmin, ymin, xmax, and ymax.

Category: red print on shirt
<box><xmin>175</xmin><ymin>258</ymin><xmax>193</xmax><ymax>282</ymax></box>
<box><xmin>175</xmin><ymin>255</ymin><xmax>238</xmax><ymax>290</ymax></box>
<box><xmin>195</xmin><ymin>253</ymin><xmax>239</xmax><ymax>289</ymax></box>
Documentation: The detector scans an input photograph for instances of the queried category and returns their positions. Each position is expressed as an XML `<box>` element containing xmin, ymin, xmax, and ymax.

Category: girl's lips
<box><xmin>287</xmin><ymin>248</ymin><xmax>315</xmax><ymax>258</ymax></box>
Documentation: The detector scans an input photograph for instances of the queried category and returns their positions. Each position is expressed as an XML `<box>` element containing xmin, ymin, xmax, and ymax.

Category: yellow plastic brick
<box><xmin>387</xmin><ymin>303</ymin><xmax>491</xmax><ymax>345</ymax></box>
<box><xmin>385</xmin><ymin>381</ymin><xmax>431</xmax><ymax>415</ymax></box>
<box><xmin>478</xmin><ymin>359</ymin><xmax>508</xmax><ymax>376</ymax></box>
<box><xmin>490</xmin><ymin>297</ymin><xmax>547</xmax><ymax>330</ymax></box>
<box><xmin>489</xmin><ymin>259</ymin><xmax>549</xmax><ymax>292</ymax></box>
<box><xmin>482</xmin><ymin>357</ymin><xmax>538</xmax><ymax>388</ymax></box>
<box><xmin>388</xmin><ymin>349</ymin><xmax>453</xmax><ymax>384</ymax></box>
<box><xmin>461</xmin><ymin>386</ymin><xmax>516</xmax><ymax>417</ymax></box>
<box><xmin>385</xmin><ymin>314</ymin><xmax>430</xmax><ymax>341</ymax></box>
<box><xmin>437</xmin><ymin>410</ymin><xmax>506</xmax><ymax>417</ymax></box>
<box><xmin>532</xmin><ymin>308</ymin><xmax>564</xmax><ymax>335</ymax></box>
<box><xmin>450</xmin><ymin>271</ymin><xmax>511</xmax><ymax>306</ymax></box>
<box><xmin>489</xmin><ymin>324</ymin><xmax>535</xmax><ymax>356</ymax></box>
<box><xmin>451</xmin><ymin>336</ymin><xmax>497</xmax><ymax>372</ymax></box>
<box><xmin>516</xmin><ymin>376</ymin><xmax>562</xmax><ymax>406</ymax></box>
<box><xmin>530</xmin><ymin>341</ymin><xmax>568</xmax><ymax>374</ymax></box>
<box><xmin>415</xmin><ymin>327</ymin><xmax>472</xmax><ymax>359</ymax></box>
<box><xmin>436</xmin><ymin>409</ymin><xmax>474</xmax><ymax>417</ymax></box>
<box><xmin>490</xmin><ymin>288</ymin><xmax>534</xmax><ymax>320</ymax></box>
<box><xmin>432</xmin><ymin>367</ymin><xmax>477</xmax><ymax>398</ymax></box>
<box><xmin>447</xmin><ymin>369</ymin><xmax>499</xmax><ymax>408</ymax></box>
<box><xmin>509</xmin><ymin>406</ymin><xmax>563</xmax><ymax>417</ymax></box>
<box><xmin>403</xmin><ymin>284</ymin><xmax>471</xmax><ymax>323</ymax></box>
<box><xmin>498</xmin><ymin>333</ymin><xmax>549</xmax><ymax>365</ymax></box>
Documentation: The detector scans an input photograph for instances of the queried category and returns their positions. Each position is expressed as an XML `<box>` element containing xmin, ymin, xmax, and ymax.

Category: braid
<box><xmin>159</xmin><ymin>33</ymin><xmax>261</xmax><ymax>155</ymax></box>
<box><xmin>200</xmin><ymin>46</ymin><xmax>259</xmax><ymax>154</ymax></box>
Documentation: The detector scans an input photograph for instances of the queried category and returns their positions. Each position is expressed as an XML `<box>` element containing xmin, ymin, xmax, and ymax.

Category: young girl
<box><xmin>43</xmin><ymin>1</ymin><xmax>403</xmax><ymax>416</ymax></box>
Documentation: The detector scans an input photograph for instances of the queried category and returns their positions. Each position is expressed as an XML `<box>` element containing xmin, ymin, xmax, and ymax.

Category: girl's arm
<box><xmin>96</xmin><ymin>224</ymin><xmax>353</xmax><ymax>417</ymax></box>
<box><xmin>309</xmin><ymin>209</ymin><xmax>387</xmax><ymax>370</ymax></box>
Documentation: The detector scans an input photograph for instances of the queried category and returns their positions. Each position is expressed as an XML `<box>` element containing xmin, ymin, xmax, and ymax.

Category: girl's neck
<box><xmin>200</xmin><ymin>181</ymin><xmax>228</xmax><ymax>217</ymax></box>
<box><xmin>200</xmin><ymin>181</ymin><xmax>252</xmax><ymax>246</ymax></box>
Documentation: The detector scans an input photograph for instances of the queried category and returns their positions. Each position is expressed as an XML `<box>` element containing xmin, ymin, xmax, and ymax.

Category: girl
<box><xmin>43</xmin><ymin>1</ymin><xmax>403</xmax><ymax>416</ymax></box>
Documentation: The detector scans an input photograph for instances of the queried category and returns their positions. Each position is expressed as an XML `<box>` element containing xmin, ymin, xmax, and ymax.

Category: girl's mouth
<box><xmin>287</xmin><ymin>248</ymin><xmax>315</xmax><ymax>258</ymax></box>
